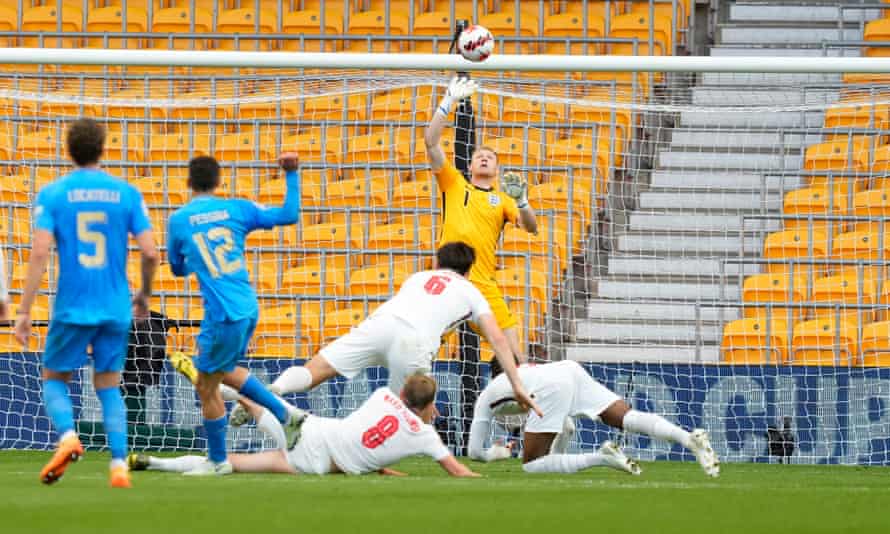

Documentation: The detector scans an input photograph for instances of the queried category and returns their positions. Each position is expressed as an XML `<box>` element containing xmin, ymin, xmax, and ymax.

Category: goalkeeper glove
<box><xmin>500</xmin><ymin>171</ymin><xmax>529</xmax><ymax>209</ymax></box>
<box><xmin>437</xmin><ymin>76</ymin><xmax>478</xmax><ymax>116</ymax></box>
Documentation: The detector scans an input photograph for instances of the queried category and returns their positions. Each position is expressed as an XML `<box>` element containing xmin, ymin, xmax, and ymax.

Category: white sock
<box><xmin>256</xmin><ymin>408</ymin><xmax>287</xmax><ymax>449</ymax></box>
<box><xmin>147</xmin><ymin>455</ymin><xmax>206</xmax><ymax>473</ymax></box>
<box><xmin>59</xmin><ymin>430</ymin><xmax>77</xmax><ymax>443</ymax></box>
<box><xmin>273</xmin><ymin>366</ymin><xmax>313</xmax><ymax>394</ymax></box>
<box><xmin>522</xmin><ymin>453</ymin><xmax>608</xmax><ymax>474</ymax></box>
<box><xmin>622</xmin><ymin>410</ymin><xmax>692</xmax><ymax>449</ymax></box>
<box><xmin>110</xmin><ymin>458</ymin><xmax>127</xmax><ymax>470</ymax></box>
<box><xmin>219</xmin><ymin>384</ymin><xmax>240</xmax><ymax>402</ymax></box>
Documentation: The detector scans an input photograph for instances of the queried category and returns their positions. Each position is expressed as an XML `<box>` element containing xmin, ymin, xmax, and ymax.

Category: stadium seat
<box><xmin>104</xmin><ymin>130</ymin><xmax>145</xmax><ymax>164</ymax></box>
<box><xmin>811</xmin><ymin>272</ymin><xmax>876</xmax><ymax>323</ymax></box>
<box><xmin>864</xmin><ymin>18</ymin><xmax>890</xmax><ymax>57</ymax></box>
<box><xmin>0</xmin><ymin>6</ymin><xmax>16</xmax><ymax>47</ymax></box>
<box><xmin>866</xmin><ymin>143</ymin><xmax>890</xmax><ymax>190</ymax></box>
<box><xmin>823</xmin><ymin>101</ymin><xmax>890</xmax><ymax>134</ymax></box>
<box><xmin>323</xmin><ymin>176</ymin><xmax>388</xmax><ymax>229</ymax></box>
<box><xmin>496</xmin><ymin>266</ymin><xmax>548</xmax><ymax>313</ymax></box>
<box><xmin>104</xmin><ymin>87</ymin><xmax>170</xmax><ymax>121</ymax></box>
<box><xmin>280</xmin><ymin>9</ymin><xmax>344</xmax><ymax>52</ymax></box>
<box><xmin>319</xmin><ymin>305</ymin><xmax>372</xmax><ymax>347</ymax></box>
<box><xmin>366</xmin><ymin>0</ymin><xmax>426</xmax><ymax>13</ymax></box>
<box><xmin>86</xmin><ymin>7</ymin><xmax>148</xmax><ymax>49</ymax></box>
<box><xmin>16</xmin><ymin>128</ymin><xmax>61</xmax><ymax>162</ymax></box>
<box><xmin>303</xmin><ymin>93</ymin><xmax>367</xmax><ymax>121</ymax></box>
<box><xmin>365</xmin><ymin>222</ymin><xmax>432</xmax><ymax>271</ymax></box>
<box><xmin>542</xmin><ymin>12</ymin><xmax>605</xmax><ymax>55</ymax></box>
<box><xmin>741</xmin><ymin>272</ymin><xmax>808</xmax><ymax>323</ymax></box>
<box><xmin>852</xmin><ymin>189</ymin><xmax>890</xmax><ymax>232</ymax></box>
<box><xmin>280</xmin><ymin>266</ymin><xmax>346</xmax><ymax>318</ymax></box>
<box><xmin>156</xmin><ymin>263</ymin><xmax>186</xmax><ymax>293</ymax></box>
<box><xmin>148</xmin><ymin>132</ymin><xmax>210</xmax><ymax>163</ymax></box>
<box><xmin>299</xmin><ymin>221</ymin><xmax>364</xmax><ymax>276</ymax></box>
<box><xmin>547</xmin><ymin>135</ymin><xmax>607</xmax><ymax>196</ymax></box>
<box><xmin>479</xmin><ymin>12</ymin><xmax>540</xmax><ymax>54</ymax></box>
<box><xmin>150</xmin><ymin>7</ymin><xmax>213</xmax><ymax>50</ymax></box>
<box><xmin>791</xmin><ymin>318</ymin><xmax>858</xmax><ymax>366</ymax></box>
<box><xmin>21</xmin><ymin>5</ymin><xmax>84</xmax><ymax>48</ymax></box>
<box><xmin>563</xmin><ymin>0</ymin><xmax>621</xmax><ymax>17</ymax></box>
<box><xmin>346</xmin><ymin>11</ymin><xmax>410</xmax><ymax>53</ymax></box>
<box><xmin>345</xmin><ymin>131</ymin><xmax>413</xmax><ymax>164</ymax></box>
<box><xmin>762</xmin><ymin>229</ymin><xmax>829</xmax><ymax>277</ymax></box>
<box><xmin>282</xmin><ymin>131</ymin><xmax>342</xmax><ymax>164</ymax></box>
<box><xmin>133</xmin><ymin>174</ymin><xmax>188</xmax><ymax>206</ymax></box>
<box><xmin>349</xmin><ymin>264</ymin><xmax>410</xmax><ymax>300</ymax></box>
<box><xmin>1</xmin><ymin>174</ymin><xmax>35</xmax><ymax>204</ymax></box>
<box><xmin>485</xmin><ymin>136</ymin><xmax>542</xmax><ymax>176</ymax></box>
<box><xmin>528</xmin><ymin>177</ymin><xmax>592</xmax><ymax>232</ymax></box>
<box><xmin>216</xmin><ymin>8</ymin><xmax>277</xmax><ymax>51</ymax></box>
<box><xmin>216</xmin><ymin>131</ymin><xmax>275</xmax><ymax>163</ymax></box>
<box><xmin>804</xmin><ymin>137</ymin><xmax>878</xmax><ymax>190</ymax></box>
<box><xmin>499</xmin><ymin>225</ymin><xmax>564</xmax><ymax>280</ymax></box>
<box><xmin>782</xmin><ymin>187</ymin><xmax>849</xmax><ymax>236</ymax></box>
<box><xmin>831</xmin><ymin>229</ymin><xmax>890</xmax><ymax>279</ymax></box>
<box><xmin>607</xmin><ymin>12</ymin><xmax>672</xmax><ymax>56</ymax></box>
<box><xmin>861</xmin><ymin>320</ymin><xmax>890</xmax><ymax>366</ymax></box>
<box><xmin>253</xmin><ymin>303</ymin><xmax>318</xmax><ymax>358</ymax></box>
<box><xmin>370</xmin><ymin>92</ymin><xmax>435</xmax><ymax>126</ymax></box>
<box><xmin>412</xmin><ymin>11</ymin><xmax>454</xmax><ymax>53</ymax></box>
<box><xmin>721</xmin><ymin>318</ymin><xmax>789</xmax><ymax>364</ymax></box>
<box><xmin>390</xmin><ymin>179</ymin><xmax>437</xmax><ymax>229</ymax></box>
<box><xmin>629</xmin><ymin>0</ymin><xmax>689</xmax><ymax>31</ymax></box>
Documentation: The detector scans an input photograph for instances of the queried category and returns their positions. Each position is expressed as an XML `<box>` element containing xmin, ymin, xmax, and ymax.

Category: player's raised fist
<box><xmin>278</xmin><ymin>152</ymin><xmax>300</xmax><ymax>171</ymax></box>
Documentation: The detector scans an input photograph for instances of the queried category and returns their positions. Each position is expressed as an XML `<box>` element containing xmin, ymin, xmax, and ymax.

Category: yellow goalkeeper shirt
<box><xmin>436</xmin><ymin>162</ymin><xmax>519</xmax><ymax>287</ymax></box>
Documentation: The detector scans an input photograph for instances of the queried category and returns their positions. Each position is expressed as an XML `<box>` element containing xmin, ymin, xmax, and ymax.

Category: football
<box><xmin>458</xmin><ymin>25</ymin><xmax>494</xmax><ymax>62</ymax></box>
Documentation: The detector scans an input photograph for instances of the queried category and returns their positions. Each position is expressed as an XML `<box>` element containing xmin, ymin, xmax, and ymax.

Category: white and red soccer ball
<box><xmin>458</xmin><ymin>25</ymin><xmax>494</xmax><ymax>62</ymax></box>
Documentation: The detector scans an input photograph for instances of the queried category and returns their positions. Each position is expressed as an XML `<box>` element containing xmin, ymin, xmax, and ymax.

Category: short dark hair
<box><xmin>66</xmin><ymin>118</ymin><xmax>105</xmax><ymax>167</ymax></box>
<box><xmin>489</xmin><ymin>354</ymin><xmax>520</xmax><ymax>380</ymax></box>
<box><xmin>402</xmin><ymin>374</ymin><xmax>438</xmax><ymax>411</ymax></box>
<box><xmin>436</xmin><ymin>242</ymin><xmax>476</xmax><ymax>277</ymax></box>
<box><xmin>188</xmin><ymin>156</ymin><xmax>221</xmax><ymax>193</ymax></box>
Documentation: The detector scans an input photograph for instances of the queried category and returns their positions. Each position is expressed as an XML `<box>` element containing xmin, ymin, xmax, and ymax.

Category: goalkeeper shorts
<box><xmin>473</xmin><ymin>282</ymin><xmax>518</xmax><ymax>331</ymax></box>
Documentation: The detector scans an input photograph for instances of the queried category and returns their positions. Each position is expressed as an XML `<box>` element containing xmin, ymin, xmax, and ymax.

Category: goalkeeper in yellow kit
<box><xmin>424</xmin><ymin>76</ymin><xmax>538</xmax><ymax>361</ymax></box>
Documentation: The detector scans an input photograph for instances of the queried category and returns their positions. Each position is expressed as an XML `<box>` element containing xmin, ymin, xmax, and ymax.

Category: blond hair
<box><xmin>402</xmin><ymin>373</ymin><xmax>438</xmax><ymax>411</ymax></box>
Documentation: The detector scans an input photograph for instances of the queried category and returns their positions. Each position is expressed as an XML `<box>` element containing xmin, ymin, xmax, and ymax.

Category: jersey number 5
<box><xmin>77</xmin><ymin>211</ymin><xmax>107</xmax><ymax>268</ymax></box>
<box><xmin>192</xmin><ymin>227</ymin><xmax>242</xmax><ymax>278</ymax></box>
<box><xmin>361</xmin><ymin>415</ymin><xmax>399</xmax><ymax>449</ymax></box>
<box><xmin>423</xmin><ymin>275</ymin><xmax>451</xmax><ymax>295</ymax></box>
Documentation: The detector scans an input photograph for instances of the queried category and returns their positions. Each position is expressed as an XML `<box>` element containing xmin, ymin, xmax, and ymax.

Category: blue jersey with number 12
<box><xmin>34</xmin><ymin>168</ymin><xmax>151</xmax><ymax>325</ymax></box>
<box><xmin>167</xmin><ymin>173</ymin><xmax>300</xmax><ymax>323</ymax></box>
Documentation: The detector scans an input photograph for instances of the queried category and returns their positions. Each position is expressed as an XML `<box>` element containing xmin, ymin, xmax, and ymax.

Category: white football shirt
<box><xmin>371</xmin><ymin>269</ymin><xmax>492</xmax><ymax>342</ymax></box>
<box><xmin>318</xmin><ymin>387</ymin><xmax>451</xmax><ymax>475</ymax></box>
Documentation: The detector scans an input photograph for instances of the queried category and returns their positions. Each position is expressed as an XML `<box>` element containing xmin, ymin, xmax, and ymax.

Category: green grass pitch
<box><xmin>1</xmin><ymin>451</ymin><xmax>887</xmax><ymax>534</ymax></box>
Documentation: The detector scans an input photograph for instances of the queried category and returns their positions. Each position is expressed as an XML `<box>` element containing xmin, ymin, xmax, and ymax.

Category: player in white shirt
<box><xmin>228</xmin><ymin>242</ymin><xmax>541</xmax><ymax>427</ymax></box>
<box><xmin>468</xmin><ymin>361</ymin><xmax>720</xmax><ymax>477</ymax></box>
<box><xmin>128</xmin><ymin>374</ymin><xmax>480</xmax><ymax>477</ymax></box>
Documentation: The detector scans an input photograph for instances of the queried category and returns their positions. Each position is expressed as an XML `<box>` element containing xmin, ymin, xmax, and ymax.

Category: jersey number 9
<box><xmin>192</xmin><ymin>227</ymin><xmax>242</xmax><ymax>278</ymax></box>
<box><xmin>77</xmin><ymin>211</ymin><xmax>108</xmax><ymax>268</ymax></box>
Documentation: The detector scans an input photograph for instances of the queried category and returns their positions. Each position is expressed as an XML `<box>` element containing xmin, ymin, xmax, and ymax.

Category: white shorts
<box><xmin>318</xmin><ymin>313</ymin><xmax>438</xmax><ymax>392</ymax></box>
<box><xmin>286</xmin><ymin>416</ymin><xmax>334</xmax><ymax>475</ymax></box>
<box><xmin>525</xmin><ymin>361</ymin><xmax>621</xmax><ymax>434</ymax></box>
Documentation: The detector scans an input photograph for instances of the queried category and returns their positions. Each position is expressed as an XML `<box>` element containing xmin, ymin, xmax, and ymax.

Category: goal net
<box><xmin>1</xmin><ymin>56</ymin><xmax>890</xmax><ymax>466</ymax></box>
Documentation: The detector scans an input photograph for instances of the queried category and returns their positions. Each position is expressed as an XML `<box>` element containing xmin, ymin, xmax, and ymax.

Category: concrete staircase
<box><xmin>564</xmin><ymin>1</ymin><xmax>881</xmax><ymax>364</ymax></box>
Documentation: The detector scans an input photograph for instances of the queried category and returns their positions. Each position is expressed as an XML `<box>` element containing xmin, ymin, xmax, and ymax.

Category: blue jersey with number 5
<box><xmin>34</xmin><ymin>169</ymin><xmax>151</xmax><ymax>325</ymax></box>
<box><xmin>167</xmin><ymin>184</ymin><xmax>300</xmax><ymax>323</ymax></box>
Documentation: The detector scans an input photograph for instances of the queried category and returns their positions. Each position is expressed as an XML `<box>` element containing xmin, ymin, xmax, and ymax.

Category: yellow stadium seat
<box><xmin>607</xmin><ymin>12</ymin><xmax>672</xmax><ymax>56</ymax></box>
<box><xmin>216</xmin><ymin>131</ymin><xmax>274</xmax><ymax>163</ymax></box>
<box><xmin>864</xmin><ymin>18</ymin><xmax>890</xmax><ymax>57</ymax></box>
<box><xmin>17</xmin><ymin>129</ymin><xmax>61</xmax><ymax>162</ymax></box>
<box><xmin>324</xmin><ymin>176</ymin><xmax>388</xmax><ymax>223</ymax></box>
<box><xmin>365</xmin><ymin>222</ymin><xmax>432</xmax><ymax>271</ymax></box>
<box><xmin>430</xmin><ymin>0</ymin><xmax>485</xmax><ymax>22</ymax></box>
<box><xmin>823</xmin><ymin>101</ymin><xmax>890</xmax><ymax>133</ymax></box>
<box><xmin>741</xmin><ymin>272</ymin><xmax>808</xmax><ymax>323</ymax></box>
<box><xmin>629</xmin><ymin>0</ymin><xmax>689</xmax><ymax>30</ymax></box>
<box><xmin>0</xmin><ymin>6</ymin><xmax>16</xmax><ymax>47</ymax></box>
<box><xmin>496</xmin><ymin>266</ymin><xmax>548</xmax><ymax>311</ymax></box>
<box><xmin>280</xmin><ymin>9</ymin><xmax>343</xmax><ymax>52</ymax></box>
<box><xmin>104</xmin><ymin>130</ymin><xmax>145</xmax><ymax>163</ymax></box>
<box><xmin>479</xmin><ymin>12</ymin><xmax>539</xmax><ymax>54</ymax></box>
<box><xmin>1</xmin><ymin>174</ymin><xmax>35</xmax><ymax>204</ymax></box>
<box><xmin>366</xmin><ymin>0</ymin><xmax>426</xmax><ymax>13</ymax></box>
<box><xmin>762</xmin><ymin>229</ymin><xmax>829</xmax><ymax>277</ymax></box>
<box><xmin>349</xmin><ymin>264</ymin><xmax>410</xmax><ymax>300</ymax></box>
<box><xmin>721</xmin><ymin>318</ymin><xmax>789</xmax><ymax>364</ymax></box>
<box><xmin>542</xmin><ymin>12</ymin><xmax>605</xmax><ymax>55</ymax></box>
<box><xmin>299</xmin><ymin>221</ymin><xmax>363</xmax><ymax>274</ymax></box>
<box><xmin>831</xmin><ymin>230</ymin><xmax>890</xmax><ymax>279</ymax></box>
<box><xmin>548</xmin><ymin>135</ymin><xmax>607</xmax><ymax>198</ymax></box>
<box><xmin>281</xmin><ymin>264</ymin><xmax>347</xmax><ymax>306</ymax></box>
<box><xmin>391</xmin><ymin>179</ymin><xmax>437</xmax><ymax>229</ymax></box>
<box><xmin>254</xmin><ymin>303</ymin><xmax>318</xmax><ymax>359</ymax></box>
<box><xmin>151</xmin><ymin>7</ymin><xmax>213</xmax><ymax>50</ymax></box>
<box><xmin>370</xmin><ymin>92</ymin><xmax>435</xmax><ymax>125</ymax></box>
<box><xmin>805</xmin><ymin>136</ymin><xmax>878</xmax><ymax>176</ymax></box>
<box><xmin>216</xmin><ymin>8</ymin><xmax>277</xmax><ymax>51</ymax></box>
<box><xmin>282</xmin><ymin>131</ymin><xmax>342</xmax><ymax>164</ymax></box>
<box><xmin>346</xmin><ymin>11</ymin><xmax>410</xmax><ymax>53</ymax></box>
<box><xmin>852</xmin><ymin>189</ymin><xmax>890</xmax><ymax>232</ymax></box>
<box><xmin>149</xmin><ymin>132</ymin><xmax>210</xmax><ymax>163</ymax></box>
<box><xmin>500</xmin><ymin>225</ymin><xmax>563</xmax><ymax>280</ymax></box>
<box><xmin>104</xmin><ymin>87</ymin><xmax>169</xmax><ymax>121</ymax></box>
<box><xmin>866</xmin><ymin>143</ymin><xmax>890</xmax><ymax>189</ymax></box>
<box><xmin>791</xmin><ymin>318</ymin><xmax>858</xmax><ymax>366</ymax></box>
<box><xmin>563</xmin><ymin>1</ymin><xmax>621</xmax><ymax>17</ymax></box>
<box><xmin>861</xmin><ymin>321</ymin><xmax>890</xmax><ymax>366</ymax></box>
<box><xmin>132</xmin><ymin>174</ymin><xmax>189</xmax><ymax>206</ymax></box>
<box><xmin>319</xmin><ymin>305</ymin><xmax>371</xmax><ymax>346</ymax></box>
<box><xmin>485</xmin><ymin>136</ymin><xmax>542</xmax><ymax>172</ymax></box>
<box><xmin>86</xmin><ymin>7</ymin><xmax>148</xmax><ymax>49</ymax></box>
<box><xmin>303</xmin><ymin>93</ymin><xmax>367</xmax><ymax>121</ymax></box>
<box><xmin>345</xmin><ymin>131</ymin><xmax>413</xmax><ymax>164</ymax></box>
<box><xmin>782</xmin><ymin>187</ymin><xmax>849</xmax><ymax>236</ymax></box>
<box><xmin>168</xmin><ymin>91</ymin><xmax>235</xmax><ymax>122</ymax></box>
<box><xmin>155</xmin><ymin>262</ymin><xmax>186</xmax><ymax>293</ymax></box>
<box><xmin>529</xmin><ymin>177</ymin><xmax>592</xmax><ymax>232</ymax></box>
<box><xmin>22</xmin><ymin>5</ymin><xmax>83</xmax><ymax>48</ymax></box>
<box><xmin>412</xmin><ymin>11</ymin><xmax>454</xmax><ymax>54</ymax></box>
<box><xmin>811</xmin><ymin>272</ymin><xmax>876</xmax><ymax>323</ymax></box>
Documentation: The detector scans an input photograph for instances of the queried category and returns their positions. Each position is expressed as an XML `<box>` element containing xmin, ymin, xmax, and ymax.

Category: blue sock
<box><xmin>43</xmin><ymin>379</ymin><xmax>75</xmax><ymax>438</ymax></box>
<box><xmin>96</xmin><ymin>386</ymin><xmax>127</xmax><ymax>461</ymax></box>
<box><xmin>239</xmin><ymin>375</ymin><xmax>288</xmax><ymax>424</ymax></box>
<box><xmin>203</xmin><ymin>415</ymin><xmax>228</xmax><ymax>464</ymax></box>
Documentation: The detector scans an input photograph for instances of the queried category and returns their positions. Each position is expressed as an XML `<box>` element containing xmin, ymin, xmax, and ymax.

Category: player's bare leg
<box><xmin>521</xmin><ymin>430</ymin><xmax>640</xmax><ymax>475</ymax></box>
<box><xmin>598</xmin><ymin>399</ymin><xmax>719</xmax><ymax>477</ymax></box>
<box><xmin>39</xmin><ymin>370</ymin><xmax>83</xmax><ymax>485</ymax></box>
<box><xmin>131</xmin><ymin>450</ymin><xmax>297</xmax><ymax>475</ymax></box>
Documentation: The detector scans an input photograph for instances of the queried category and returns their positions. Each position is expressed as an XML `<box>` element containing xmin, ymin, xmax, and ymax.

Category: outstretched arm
<box><xmin>425</xmin><ymin>77</ymin><xmax>478</xmax><ymax>173</ymax></box>
<box><xmin>252</xmin><ymin>153</ymin><xmax>302</xmax><ymax>228</ymax></box>
<box><xmin>438</xmin><ymin>455</ymin><xmax>481</xmax><ymax>478</ymax></box>
<box><xmin>478</xmin><ymin>313</ymin><xmax>543</xmax><ymax>418</ymax></box>
<box><xmin>501</xmin><ymin>171</ymin><xmax>538</xmax><ymax>234</ymax></box>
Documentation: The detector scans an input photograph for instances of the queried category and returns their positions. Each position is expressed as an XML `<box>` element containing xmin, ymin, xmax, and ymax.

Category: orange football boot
<box><xmin>110</xmin><ymin>465</ymin><xmax>131</xmax><ymax>489</ymax></box>
<box><xmin>40</xmin><ymin>434</ymin><xmax>84</xmax><ymax>485</ymax></box>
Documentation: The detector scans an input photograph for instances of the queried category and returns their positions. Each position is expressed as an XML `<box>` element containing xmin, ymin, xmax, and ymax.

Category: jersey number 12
<box><xmin>192</xmin><ymin>227</ymin><xmax>242</xmax><ymax>278</ymax></box>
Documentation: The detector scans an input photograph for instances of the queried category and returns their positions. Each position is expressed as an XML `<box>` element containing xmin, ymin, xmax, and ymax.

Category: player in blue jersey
<box><xmin>14</xmin><ymin>118</ymin><xmax>160</xmax><ymax>488</ymax></box>
<box><xmin>166</xmin><ymin>153</ymin><xmax>305</xmax><ymax>476</ymax></box>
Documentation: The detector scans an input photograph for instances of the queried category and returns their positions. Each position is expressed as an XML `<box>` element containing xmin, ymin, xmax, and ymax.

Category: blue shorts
<box><xmin>43</xmin><ymin>320</ymin><xmax>130</xmax><ymax>373</ymax></box>
<box><xmin>194</xmin><ymin>316</ymin><xmax>257</xmax><ymax>374</ymax></box>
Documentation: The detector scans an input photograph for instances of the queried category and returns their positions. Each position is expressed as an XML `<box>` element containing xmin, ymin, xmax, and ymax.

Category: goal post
<box><xmin>2</xmin><ymin>49</ymin><xmax>890</xmax><ymax>465</ymax></box>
